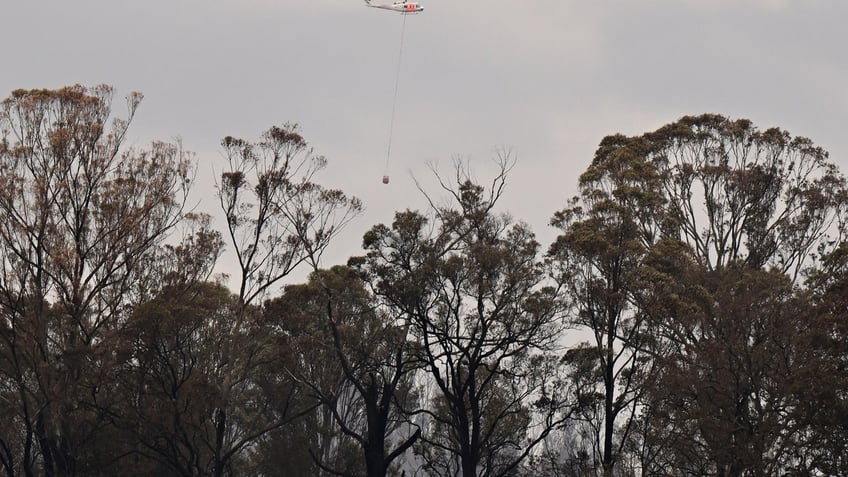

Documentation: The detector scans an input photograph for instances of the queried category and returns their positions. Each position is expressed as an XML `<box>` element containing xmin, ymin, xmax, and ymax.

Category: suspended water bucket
<box><xmin>382</xmin><ymin>175</ymin><xmax>390</xmax><ymax>184</ymax></box>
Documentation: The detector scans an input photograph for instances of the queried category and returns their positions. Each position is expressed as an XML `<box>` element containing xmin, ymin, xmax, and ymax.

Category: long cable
<box><xmin>384</xmin><ymin>13</ymin><xmax>408</xmax><ymax>177</ymax></box>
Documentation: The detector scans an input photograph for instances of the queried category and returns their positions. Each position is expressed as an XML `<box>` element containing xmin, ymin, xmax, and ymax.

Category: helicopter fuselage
<box><xmin>365</xmin><ymin>1</ymin><xmax>423</xmax><ymax>13</ymax></box>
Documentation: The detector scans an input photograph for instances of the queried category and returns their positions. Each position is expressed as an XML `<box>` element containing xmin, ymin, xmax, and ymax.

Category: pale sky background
<box><xmin>3</xmin><ymin>0</ymin><xmax>847</xmax><ymax>287</ymax></box>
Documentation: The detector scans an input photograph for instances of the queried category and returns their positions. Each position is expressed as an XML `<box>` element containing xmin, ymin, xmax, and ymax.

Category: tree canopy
<box><xmin>1</xmin><ymin>87</ymin><xmax>846</xmax><ymax>477</ymax></box>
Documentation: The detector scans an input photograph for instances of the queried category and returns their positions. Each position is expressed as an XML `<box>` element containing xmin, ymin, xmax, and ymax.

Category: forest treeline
<box><xmin>0</xmin><ymin>85</ymin><xmax>846</xmax><ymax>477</ymax></box>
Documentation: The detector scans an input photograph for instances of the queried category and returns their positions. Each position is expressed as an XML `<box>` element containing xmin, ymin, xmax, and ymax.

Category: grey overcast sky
<box><xmin>3</xmin><ymin>0</ymin><xmax>847</xmax><ymax>283</ymax></box>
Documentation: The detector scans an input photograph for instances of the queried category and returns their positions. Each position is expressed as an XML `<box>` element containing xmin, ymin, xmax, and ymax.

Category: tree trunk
<box><xmin>603</xmin><ymin>325</ymin><xmax>616</xmax><ymax>477</ymax></box>
<box><xmin>36</xmin><ymin>414</ymin><xmax>55</xmax><ymax>477</ymax></box>
<box><xmin>364</xmin><ymin>382</ymin><xmax>387</xmax><ymax>477</ymax></box>
<box><xmin>213</xmin><ymin>408</ymin><xmax>227</xmax><ymax>477</ymax></box>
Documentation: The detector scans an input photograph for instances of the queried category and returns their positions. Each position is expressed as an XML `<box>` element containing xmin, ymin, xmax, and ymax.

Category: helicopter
<box><xmin>366</xmin><ymin>0</ymin><xmax>423</xmax><ymax>185</ymax></box>
<box><xmin>364</xmin><ymin>0</ymin><xmax>423</xmax><ymax>13</ymax></box>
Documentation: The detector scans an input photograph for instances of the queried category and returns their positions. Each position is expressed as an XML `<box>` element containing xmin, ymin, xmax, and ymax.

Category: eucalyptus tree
<box><xmin>551</xmin><ymin>114</ymin><xmax>848</xmax><ymax>475</ymax></box>
<box><xmin>646</xmin><ymin>114</ymin><xmax>848</xmax><ymax>280</ymax></box>
<box><xmin>359</xmin><ymin>161</ymin><xmax>574</xmax><ymax>477</ymax></box>
<box><xmin>637</xmin><ymin>263</ymin><xmax>822</xmax><ymax>475</ymax></box>
<box><xmin>574</xmin><ymin>114</ymin><xmax>848</xmax><ymax>476</ymax></box>
<box><xmin>802</xmin><ymin>243</ymin><xmax>848</xmax><ymax>475</ymax></box>
<box><xmin>548</xmin><ymin>134</ymin><xmax>667</xmax><ymax>476</ymax></box>
<box><xmin>634</xmin><ymin>115</ymin><xmax>848</xmax><ymax>475</ymax></box>
<box><xmin>266</xmin><ymin>265</ymin><xmax>420</xmax><ymax>477</ymax></box>
<box><xmin>210</xmin><ymin>124</ymin><xmax>362</xmax><ymax>476</ymax></box>
<box><xmin>0</xmin><ymin>85</ymin><xmax>193</xmax><ymax>476</ymax></box>
<box><xmin>118</xmin><ymin>281</ymin><xmax>241</xmax><ymax>476</ymax></box>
